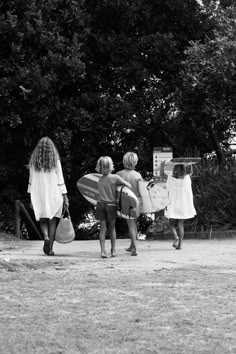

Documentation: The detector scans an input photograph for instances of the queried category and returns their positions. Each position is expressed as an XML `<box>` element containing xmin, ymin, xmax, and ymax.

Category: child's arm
<box><xmin>116</xmin><ymin>175</ymin><xmax>132</xmax><ymax>189</ymax></box>
<box><xmin>159</xmin><ymin>161</ymin><xmax>168</xmax><ymax>181</ymax></box>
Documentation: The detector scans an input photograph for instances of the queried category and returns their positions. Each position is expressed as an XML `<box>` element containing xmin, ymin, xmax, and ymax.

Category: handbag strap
<box><xmin>62</xmin><ymin>207</ymin><xmax>70</xmax><ymax>218</ymax></box>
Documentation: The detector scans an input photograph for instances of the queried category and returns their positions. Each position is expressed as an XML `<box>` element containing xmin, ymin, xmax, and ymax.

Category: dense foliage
<box><xmin>178</xmin><ymin>3</ymin><xmax>236</xmax><ymax>164</ymax></box>
<box><xmin>0</xmin><ymin>0</ymin><xmax>235</xmax><ymax>233</ymax></box>
<box><xmin>192</xmin><ymin>158</ymin><xmax>236</xmax><ymax>231</ymax></box>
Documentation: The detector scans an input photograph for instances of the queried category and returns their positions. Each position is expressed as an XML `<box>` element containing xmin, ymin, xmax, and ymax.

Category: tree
<box><xmin>178</xmin><ymin>2</ymin><xmax>236</xmax><ymax>164</ymax></box>
<box><xmin>0</xmin><ymin>0</ymin><xmax>219</xmax><ymax>227</ymax></box>
<box><xmin>79</xmin><ymin>0</ymin><xmax>213</xmax><ymax>166</ymax></box>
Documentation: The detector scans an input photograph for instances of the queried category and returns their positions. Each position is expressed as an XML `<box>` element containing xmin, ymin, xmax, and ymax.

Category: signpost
<box><xmin>153</xmin><ymin>147</ymin><xmax>173</xmax><ymax>177</ymax></box>
<box><xmin>152</xmin><ymin>147</ymin><xmax>173</xmax><ymax>220</ymax></box>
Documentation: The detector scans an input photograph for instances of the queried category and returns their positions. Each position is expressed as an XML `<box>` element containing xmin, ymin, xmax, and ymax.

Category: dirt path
<box><xmin>0</xmin><ymin>235</ymin><xmax>236</xmax><ymax>354</ymax></box>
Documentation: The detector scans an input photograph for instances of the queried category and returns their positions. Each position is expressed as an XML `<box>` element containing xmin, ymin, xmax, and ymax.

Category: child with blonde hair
<box><xmin>95</xmin><ymin>156</ymin><xmax>131</xmax><ymax>258</ymax></box>
<box><xmin>160</xmin><ymin>162</ymin><xmax>196</xmax><ymax>250</ymax></box>
<box><xmin>27</xmin><ymin>137</ymin><xmax>69</xmax><ymax>255</ymax></box>
<box><xmin>117</xmin><ymin>152</ymin><xmax>143</xmax><ymax>256</ymax></box>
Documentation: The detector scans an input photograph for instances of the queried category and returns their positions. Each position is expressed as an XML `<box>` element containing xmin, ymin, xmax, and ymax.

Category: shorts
<box><xmin>95</xmin><ymin>202</ymin><xmax>117</xmax><ymax>221</ymax></box>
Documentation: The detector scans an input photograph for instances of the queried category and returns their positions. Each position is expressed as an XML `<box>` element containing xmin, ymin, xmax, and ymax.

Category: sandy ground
<box><xmin>1</xmin><ymin>236</ymin><xmax>236</xmax><ymax>270</ymax></box>
<box><xmin>0</xmin><ymin>235</ymin><xmax>236</xmax><ymax>354</ymax></box>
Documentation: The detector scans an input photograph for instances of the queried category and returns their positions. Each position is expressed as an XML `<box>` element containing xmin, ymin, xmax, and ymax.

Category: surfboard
<box><xmin>76</xmin><ymin>173</ymin><xmax>140</xmax><ymax>219</ymax></box>
<box><xmin>138</xmin><ymin>180</ymin><xmax>170</xmax><ymax>214</ymax></box>
<box><xmin>138</xmin><ymin>157</ymin><xmax>201</xmax><ymax>213</ymax></box>
<box><xmin>165</xmin><ymin>157</ymin><xmax>201</xmax><ymax>166</ymax></box>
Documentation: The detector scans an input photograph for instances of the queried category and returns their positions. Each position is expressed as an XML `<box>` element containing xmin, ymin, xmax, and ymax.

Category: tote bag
<box><xmin>55</xmin><ymin>208</ymin><xmax>75</xmax><ymax>244</ymax></box>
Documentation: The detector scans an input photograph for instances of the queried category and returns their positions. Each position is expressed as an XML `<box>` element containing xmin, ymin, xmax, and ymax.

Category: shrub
<box><xmin>192</xmin><ymin>158</ymin><xmax>236</xmax><ymax>231</ymax></box>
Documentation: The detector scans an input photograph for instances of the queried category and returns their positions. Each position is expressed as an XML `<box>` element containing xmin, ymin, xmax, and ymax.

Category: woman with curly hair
<box><xmin>27</xmin><ymin>137</ymin><xmax>69</xmax><ymax>255</ymax></box>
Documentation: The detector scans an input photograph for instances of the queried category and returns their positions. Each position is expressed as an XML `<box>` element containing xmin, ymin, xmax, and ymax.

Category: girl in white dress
<box><xmin>27</xmin><ymin>137</ymin><xmax>69</xmax><ymax>255</ymax></box>
<box><xmin>161</xmin><ymin>163</ymin><xmax>196</xmax><ymax>250</ymax></box>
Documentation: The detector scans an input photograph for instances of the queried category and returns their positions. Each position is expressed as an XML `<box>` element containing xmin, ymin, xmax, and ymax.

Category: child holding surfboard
<box><xmin>95</xmin><ymin>156</ymin><xmax>131</xmax><ymax>258</ymax></box>
<box><xmin>117</xmin><ymin>152</ymin><xmax>143</xmax><ymax>256</ymax></box>
<box><xmin>160</xmin><ymin>162</ymin><xmax>196</xmax><ymax>250</ymax></box>
<box><xmin>27</xmin><ymin>137</ymin><xmax>69</xmax><ymax>256</ymax></box>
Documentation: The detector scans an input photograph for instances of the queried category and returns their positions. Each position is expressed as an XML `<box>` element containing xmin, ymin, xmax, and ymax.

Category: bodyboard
<box><xmin>76</xmin><ymin>173</ymin><xmax>100</xmax><ymax>206</ymax></box>
<box><xmin>138</xmin><ymin>180</ymin><xmax>170</xmax><ymax>214</ymax></box>
<box><xmin>77</xmin><ymin>173</ymin><xmax>139</xmax><ymax>219</ymax></box>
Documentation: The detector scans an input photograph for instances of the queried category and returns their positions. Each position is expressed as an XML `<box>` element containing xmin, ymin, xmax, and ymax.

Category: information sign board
<box><xmin>153</xmin><ymin>147</ymin><xmax>173</xmax><ymax>176</ymax></box>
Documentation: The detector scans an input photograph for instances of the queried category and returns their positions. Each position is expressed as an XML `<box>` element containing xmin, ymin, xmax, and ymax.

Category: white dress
<box><xmin>27</xmin><ymin>160</ymin><xmax>67</xmax><ymax>221</ymax></box>
<box><xmin>166</xmin><ymin>174</ymin><xmax>196</xmax><ymax>220</ymax></box>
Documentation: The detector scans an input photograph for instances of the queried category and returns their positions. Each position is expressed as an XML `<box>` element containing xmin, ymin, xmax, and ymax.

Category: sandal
<box><xmin>43</xmin><ymin>240</ymin><xmax>50</xmax><ymax>255</ymax></box>
<box><xmin>48</xmin><ymin>251</ymin><xmax>55</xmax><ymax>256</ymax></box>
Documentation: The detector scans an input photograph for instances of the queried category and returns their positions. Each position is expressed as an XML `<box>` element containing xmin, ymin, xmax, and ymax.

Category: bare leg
<box><xmin>48</xmin><ymin>217</ymin><xmax>57</xmax><ymax>254</ymax></box>
<box><xmin>108</xmin><ymin>219</ymin><xmax>116</xmax><ymax>257</ymax></box>
<box><xmin>99</xmin><ymin>220</ymin><xmax>107</xmax><ymax>258</ymax></box>
<box><xmin>39</xmin><ymin>219</ymin><xmax>49</xmax><ymax>240</ymax></box>
<box><xmin>126</xmin><ymin>219</ymin><xmax>137</xmax><ymax>256</ymax></box>
<box><xmin>40</xmin><ymin>218</ymin><xmax>50</xmax><ymax>255</ymax></box>
<box><xmin>177</xmin><ymin>219</ymin><xmax>184</xmax><ymax>250</ymax></box>
<box><xmin>169</xmin><ymin>218</ymin><xmax>179</xmax><ymax>248</ymax></box>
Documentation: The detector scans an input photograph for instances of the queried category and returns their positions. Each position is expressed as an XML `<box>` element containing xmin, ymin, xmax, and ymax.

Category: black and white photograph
<box><xmin>0</xmin><ymin>0</ymin><xmax>236</xmax><ymax>353</ymax></box>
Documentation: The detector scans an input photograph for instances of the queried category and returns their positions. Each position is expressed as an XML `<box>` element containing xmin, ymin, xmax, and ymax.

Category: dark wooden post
<box><xmin>18</xmin><ymin>201</ymin><xmax>43</xmax><ymax>240</ymax></box>
<box><xmin>15</xmin><ymin>200</ymin><xmax>21</xmax><ymax>238</ymax></box>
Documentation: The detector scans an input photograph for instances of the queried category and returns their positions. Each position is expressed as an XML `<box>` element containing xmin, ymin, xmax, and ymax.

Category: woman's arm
<box><xmin>62</xmin><ymin>193</ymin><xmax>69</xmax><ymax>209</ymax></box>
<box><xmin>56</xmin><ymin>160</ymin><xmax>69</xmax><ymax>208</ymax></box>
<box><xmin>56</xmin><ymin>160</ymin><xmax>67</xmax><ymax>194</ymax></box>
<box><xmin>27</xmin><ymin>168</ymin><xmax>32</xmax><ymax>193</ymax></box>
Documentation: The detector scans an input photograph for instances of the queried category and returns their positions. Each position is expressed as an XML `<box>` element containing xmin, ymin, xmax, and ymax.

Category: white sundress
<box><xmin>166</xmin><ymin>174</ymin><xmax>196</xmax><ymax>220</ymax></box>
<box><xmin>27</xmin><ymin>160</ymin><xmax>67</xmax><ymax>221</ymax></box>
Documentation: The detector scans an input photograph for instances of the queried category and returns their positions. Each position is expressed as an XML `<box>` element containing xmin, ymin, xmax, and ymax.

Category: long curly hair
<box><xmin>29</xmin><ymin>137</ymin><xmax>59</xmax><ymax>172</ymax></box>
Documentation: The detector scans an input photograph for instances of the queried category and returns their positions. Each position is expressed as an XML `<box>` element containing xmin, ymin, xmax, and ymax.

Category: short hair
<box><xmin>123</xmin><ymin>152</ymin><xmax>138</xmax><ymax>170</ymax></box>
<box><xmin>96</xmin><ymin>156</ymin><xmax>114</xmax><ymax>175</ymax></box>
<box><xmin>173</xmin><ymin>164</ymin><xmax>186</xmax><ymax>179</ymax></box>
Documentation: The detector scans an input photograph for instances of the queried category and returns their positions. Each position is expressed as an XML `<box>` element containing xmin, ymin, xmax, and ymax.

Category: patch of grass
<box><xmin>0</xmin><ymin>260</ymin><xmax>235</xmax><ymax>353</ymax></box>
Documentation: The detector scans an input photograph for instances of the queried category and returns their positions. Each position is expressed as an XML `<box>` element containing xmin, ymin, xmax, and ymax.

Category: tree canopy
<box><xmin>178</xmin><ymin>2</ymin><xmax>236</xmax><ymax>163</ymax></box>
<box><xmin>0</xmin><ymin>0</ymin><xmax>235</xmax><ymax>223</ymax></box>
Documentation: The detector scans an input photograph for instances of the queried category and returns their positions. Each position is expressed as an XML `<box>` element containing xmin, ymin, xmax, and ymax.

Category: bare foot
<box><xmin>43</xmin><ymin>240</ymin><xmax>50</xmax><ymax>255</ymax></box>
<box><xmin>101</xmin><ymin>252</ymin><xmax>108</xmax><ymax>258</ymax></box>
<box><xmin>172</xmin><ymin>238</ymin><xmax>179</xmax><ymax>248</ymax></box>
<box><xmin>131</xmin><ymin>250</ymin><xmax>138</xmax><ymax>256</ymax></box>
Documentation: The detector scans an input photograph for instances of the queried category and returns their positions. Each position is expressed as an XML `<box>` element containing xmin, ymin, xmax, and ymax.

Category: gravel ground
<box><xmin>0</xmin><ymin>234</ymin><xmax>236</xmax><ymax>354</ymax></box>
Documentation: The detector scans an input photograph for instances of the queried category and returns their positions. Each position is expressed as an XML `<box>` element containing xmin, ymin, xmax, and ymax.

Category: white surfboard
<box><xmin>138</xmin><ymin>180</ymin><xmax>170</xmax><ymax>214</ymax></box>
<box><xmin>165</xmin><ymin>157</ymin><xmax>201</xmax><ymax>166</ymax></box>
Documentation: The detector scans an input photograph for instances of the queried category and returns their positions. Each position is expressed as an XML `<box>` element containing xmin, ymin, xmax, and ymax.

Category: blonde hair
<box><xmin>96</xmin><ymin>156</ymin><xmax>114</xmax><ymax>175</ymax></box>
<box><xmin>29</xmin><ymin>137</ymin><xmax>59</xmax><ymax>172</ymax></box>
<box><xmin>123</xmin><ymin>152</ymin><xmax>138</xmax><ymax>170</ymax></box>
